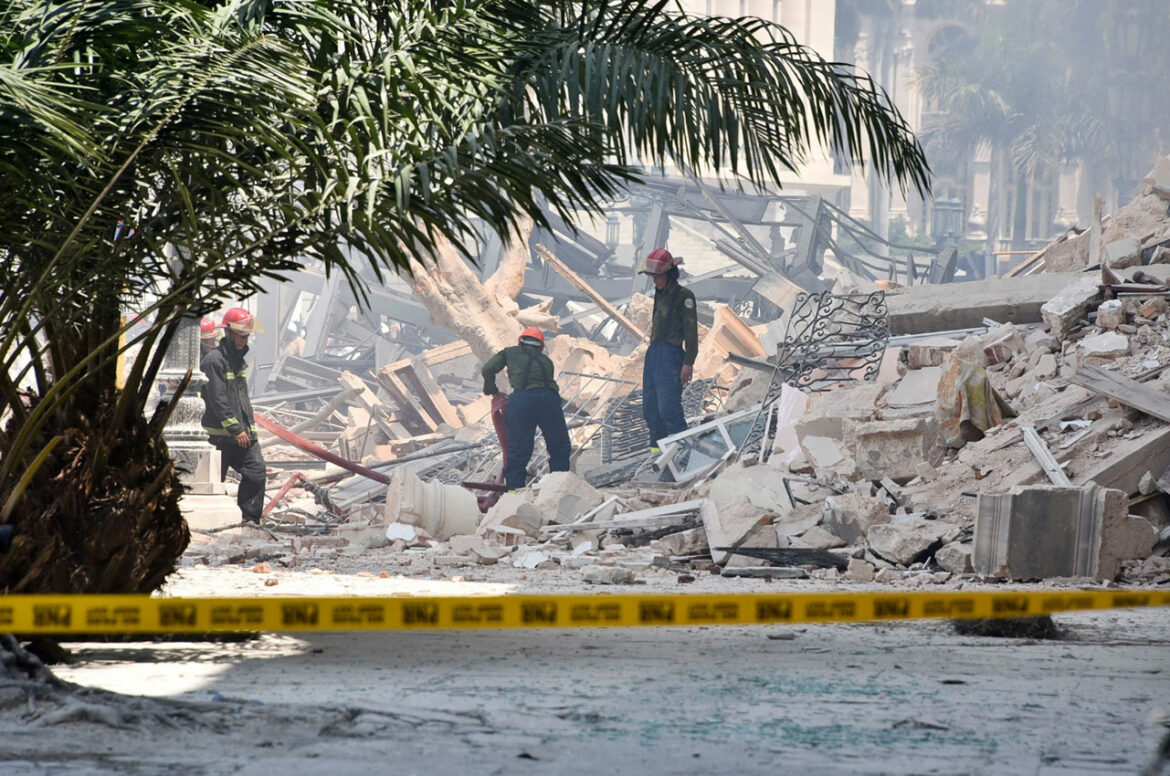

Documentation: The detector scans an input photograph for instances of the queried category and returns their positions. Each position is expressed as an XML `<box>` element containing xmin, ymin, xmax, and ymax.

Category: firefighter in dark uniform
<box><xmin>640</xmin><ymin>249</ymin><xmax>698</xmax><ymax>451</ymax></box>
<box><xmin>482</xmin><ymin>327</ymin><xmax>572</xmax><ymax>491</ymax></box>
<box><xmin>200</xmin><ymin>307</ymin><xmax>267</xmax><ymax>524</ymax></box>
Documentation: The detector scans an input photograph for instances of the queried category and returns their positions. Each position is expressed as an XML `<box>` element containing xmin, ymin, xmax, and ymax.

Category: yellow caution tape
<box><xmin>0</xmin><ymin>589</ymin><xmax>1167</xmax><ymax>634</ymax></box>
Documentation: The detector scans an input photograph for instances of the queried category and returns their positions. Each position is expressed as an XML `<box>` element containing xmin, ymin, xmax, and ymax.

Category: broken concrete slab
<box><xmin>849</xmin><ymin>417</ymin><xmax>943</xmax><ymax>481</ymax></box>
<box><xmin>1040</xmin><ymin>275</ymin><xmax>1102</xmax><ymax>340</ymax></box>
<box><xmin>845</xmin><ymin>557</ymin><xmax>876</xmax><ymax>582</ymax></box>
<box><xmin>478</xmin><ymin>492</ymin><xmax>543</xmax><ymax>539</ymax></box>
<box><xmin>707</xmin><ymin>460</ymin><xmax>794</xmax><ymax>515</ymax></box>
<box><xmin>866</xmin><ymin>518</ymin><xmax>957</xmax><ymax>566</ymax></box>
<box><xmin>1105</xmin><ymin>237</ymin><xmax>1142</xmax><ymax>269</ymax></box>
<box><xmin>935</xmin><ymin>541</ymin><xmax>974</xmax><ymax>574</ymax></box>
<box><xmin>1078</xmin><ymin>331</ymin><xmax>1130</xmax><ymax>361</ymax></box>
<box><xmin>789</xmin><ymin>524</ymin><xmax>845</xmax><ymax>550</ymax></box>
<box><xmin>795</xmin><ymin>381</ymin><xmax>887</xmax><ymax>441</ymax></box>
<box><xmin>529</xmin><ymin>471</ymin><xmax>606</xmax><ymax>526</ymax></box>
<box><xmin>822</xmin><ymin>493</ymin><xmax>890</xmax><ymax>546</ymax></box>
<box><xmin>974</xmin><ymin>484</ymin><xmax>1157</xmax><ymax>581</ymax></box>
<box><xmin>886</xmin><ymin>366</ymin><xmax>942</xmax><ymax>411</ymax></box>
<box><xmin>700</xmin><ymin>497</ymin><xmax>778</xmax><ymax>565</ymax></box>
<box><xmin>583</xmin><ymin>565</ymin><xmax>636</xmax><ymax>584</ymax></box>
<box><xmin>888</xmin><ymin>272</ymin><xmax>1093</xmax><ymax>335</ymax></box>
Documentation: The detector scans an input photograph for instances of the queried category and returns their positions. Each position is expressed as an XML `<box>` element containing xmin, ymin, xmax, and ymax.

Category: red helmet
<box><xmin>640</xmin><ymin>248</ymin><xmax>679</xmax><ymax>275</ymax></box>
<box><xmin>222</xmin><ymin>307</ymin><xmax>262</xmax><ymax>335</ymax></box>
<box><xmin>199</xmin><ymin>316</ymin><xmax>219</xmax><ymax>340</ymax></box>
<box><xmin>518</xmin><ymin>326</ymin><xmax>545</xmax><ymax>348</ymax></box>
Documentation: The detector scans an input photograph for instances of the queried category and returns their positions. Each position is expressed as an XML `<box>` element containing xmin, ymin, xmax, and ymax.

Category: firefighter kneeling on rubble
<box><xmin>482</xmin><ymin>327</ymin><xmax>572</xmax><ymax>491</ymax></box>
<box><xmin>200</xmin><ymin>307</ymin><xmax>267</xmax><ymax>525</ymax></box>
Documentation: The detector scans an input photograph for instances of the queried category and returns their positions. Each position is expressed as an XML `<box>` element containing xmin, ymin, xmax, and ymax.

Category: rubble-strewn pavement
<box><xmin>15</xmin><ymin>163</ymin><xmax>1170</xmax><ymax>774</ymax></box>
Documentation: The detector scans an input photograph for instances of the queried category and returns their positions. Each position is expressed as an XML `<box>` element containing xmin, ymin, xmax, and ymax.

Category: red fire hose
<box><xmin>254</xmin><ymin>413</ymin><xmax>390</xmax><ymax>485</ymax></box>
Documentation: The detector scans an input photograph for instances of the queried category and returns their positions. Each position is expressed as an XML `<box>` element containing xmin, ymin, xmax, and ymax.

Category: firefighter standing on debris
<box><xmin>482</xmin><ymin>327</ymin><xmax>572</xmax><ymax>491</ymax></box>
<box><xmin>200</xmin><ymin>307</ymin><xmax>267</xmax><ymax>525</ymax></box>
<box><xmin>641</xmin><ymin>248</ymin><xmax>698</xmax><ymax>451</ymax></box>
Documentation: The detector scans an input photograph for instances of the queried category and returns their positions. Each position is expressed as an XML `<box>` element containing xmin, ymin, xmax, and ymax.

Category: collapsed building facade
<box><xmin>184</xmin><ymin>169</ymin><xmax>1170</xmax><ymax>588</ymax></box>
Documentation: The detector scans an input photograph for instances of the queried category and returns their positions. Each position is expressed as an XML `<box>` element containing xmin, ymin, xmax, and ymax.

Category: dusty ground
<box><xmin>1</xmin><ymin>557</ymin><xmax>1167</xmax><ymax>776</ymax></box>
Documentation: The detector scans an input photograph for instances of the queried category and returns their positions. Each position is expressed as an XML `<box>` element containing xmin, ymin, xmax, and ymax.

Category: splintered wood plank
<box><xmin>407</xmin><ymin>356</ymin><xmax>462</xmax><ymax>428</ymax></box>
<box><xmin>1070</xmin><ymin>365</ymin><xmax>1170</xmax><ymax>424</ymax></box>
<box><xmin>534</xmin><ymin>243</ymin><xmax>648</xmax><ymax>342</ymax></box>
<box><xmin>1020</xmin><ymin>426</ymin><xmax>1071</xmax><ymax>486</ymax></box>
<box><xmin>338</xmin><ymin>372</ymin><xmax>402</xmax><ymax>440</ymax></box>
<box><xmin>374</xmin><ymin>366</ymin><xmax>439</xmax><ymax>433</ymax></box>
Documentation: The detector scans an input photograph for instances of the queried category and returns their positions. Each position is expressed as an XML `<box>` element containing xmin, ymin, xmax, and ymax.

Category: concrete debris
<box><xmin>582</xmin><ymin>565</ymin><xmax>635</xmax><ymax>585</ymax></box>
<box><xmin>700</xmin><ymin>498</ymin><xmax>778</xmax><ymax>566</ymax></box>
<box><xmin>822</xmin><ymin>494</ymin><xmax>890</xmax><ymax>546</ymax></box>
<box><xmin>204</xmin><ymin>179</ymin><xmax>1170</xmax><ymax>593</ymax></box>
<box><xmin>975</xmin><ymin>484</ymin><xmax>1156</xmax><ymax>581</ymax></box>
<box><xmin>866</xmin><ymin>518</ymin><xmax>958</xmax><ymax>566</ymax></box>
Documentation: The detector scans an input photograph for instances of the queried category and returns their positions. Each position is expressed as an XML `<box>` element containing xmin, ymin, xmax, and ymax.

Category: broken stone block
<box><xmin>583</xmin><ymin>565</ymin><xmax>635</xmax><ymax>585</ymax></box>
<box><xmin>974</xmin><ymin>484</ymin><xmax>1157</xmax><ymax>581</ymax></box>
<box><xmin>795</xmin><ymin>381</ymin><xmax>887</xmax><ymax>440</ymax></box>
<box><xmin>935</xmin><ymin>541</ymin><xmax>974</xmax><ymax>574</ymax></box>
<box><xmin>1105</xmin><ymin>237</ymin><xmax>1142</xmax><ymax>269</ymax></box>
<box><xmin>906</xmin><ymin>339</ymin><xmax>960</xmax><ymax>370</ymax></box>
<box><xmin>654</xmin><ymin>527</ymin><xmax>709</xmax><ymax>557</ymax></box>
<box><xmin>849</xmin><ymin>417</ymin><xmax>943</xmax><ymax>481</ymax></box>
<box><xmin>1078</xmin><ymin>330</ymin><xmax>1130</xmax><ymax>361</ymax></box>
<box><xmin>798</xmin><ymin>435</ymin><xmax>857</xmax><ymax>480</ymax></box>
<box><xmin>885</xmin><ymin>366</ymin><xmax>943</xmax><ymax>415</ymax></box>
<box><xmin>1139</xmin><ymin>297</ymin><xmax>1169</xmax><ymax>319</ymax></box>
<box><xmin>1041</xmin><ymin>275</ymin><xmax>1101</xmax><ymax>339</ymax></box>
<box><xmin>529</xmin><ymin>471</ymin><xmax>605</xmax><ymax>526</ymax></box>
<box><xmin>773</xmin><ymin>502</ymin><xmax>825</xmax><ymax>543</ymax></box>
<box><xmin>1151</xmin><ymin>246</ymin><xmax>1170</xmax><ymax>265</ymax></box>
<box><xmin>385</xmin><ymin>522</ymin><xmax>429</xmax><ymax>545</ymax></box>
<box><xmin>700</xmin><ymin>497</ymin><xmax>778</xmax><ymax>565</ymax></box>
<box><xmin>822</xmin><ymin>493</ymin><xmax>890</xmax><ymax>545</ymax></box>
<box><xmin>478</xmin><ymin>492</ymin><xmax>542</xmax><ymax>538</ymax></box>
<box><xmin>333</xmin><ymin>523</ymin><xmax>391</xmax><ymax>550</ymax></box>
<box><xmin>846</xmin><ymin>557</ymin><xmax>875</xmax><ymax>582</ymax></box>
<box><xmin>1034</xmin><ymin>353</ymin><xmax>1058</xmax><ymax>379</ymax></box>
<box><xmin>866</xmin><ymin>519</ymin><xmax>956</xmax><ymax>566</ymax></box>
<box><xmin>708</xmin><ymin>460</ymin><xmax>794</xmax><ymax>515</ymax></box>
<box><xmin>790</xmin><ymin>525</ymin><xmax>845</xmax><ymax>550</ymax></box>
<box><xmin>513</xmin><ymin>549</ymin><xmax>552</xmax><ymax>569</ymax></box>
<box><xmin>981</xmin><ymin>323</ymin><xmax>1027</xmax><ymax>365</ymax></box>
<box><xmin>1096</xmin><ymin>299</ymin><xmax>1124</xmax><ymax>330</ymax></box>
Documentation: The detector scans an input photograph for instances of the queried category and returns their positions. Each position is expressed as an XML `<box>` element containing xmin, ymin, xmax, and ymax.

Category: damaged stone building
<box><xmin>174</xmin><ymin>160</ymin><xmax>1170</xmax><ymax>594</ymax></box>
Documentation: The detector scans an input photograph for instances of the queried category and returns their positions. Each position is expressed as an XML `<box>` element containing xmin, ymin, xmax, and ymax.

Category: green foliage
<box><xmin>0</xmin><ymin>0</ymin><xmax>930</xmax><ymax>536</ymax></box>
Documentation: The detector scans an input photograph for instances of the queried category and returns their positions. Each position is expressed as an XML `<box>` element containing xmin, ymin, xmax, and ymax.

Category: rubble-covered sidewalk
<box><xmin>185</xmin><ymin>160</ymin><xmax>1170</xmax><ymax>596</ymax></box>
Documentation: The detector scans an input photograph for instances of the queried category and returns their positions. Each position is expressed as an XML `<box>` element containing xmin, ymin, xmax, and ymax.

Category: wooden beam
<box><xmin>1021</xmin><ymin>426</ymin><xmax>1071</xmax><ymax>486</ymax></box>
<box><xmin>1069</xmin><ymin>365</ymin><xmax>1170</xmax><ymax>424</ymax></box>
<box><xmin>534</xmin><ymin>243</ymin><xmax>648</xmax><ymax>342</ymax></box>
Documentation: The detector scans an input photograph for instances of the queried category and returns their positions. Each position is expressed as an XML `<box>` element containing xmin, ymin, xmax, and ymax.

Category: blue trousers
<box><xmin>505</xmin><ymin>389</ymin><xmax>571</xmax><ymax>490</ymax></box>
<box><xmin>643</xmin><ymin>343</ymin><xmax>687</xmax><ymax>448</ymax></box>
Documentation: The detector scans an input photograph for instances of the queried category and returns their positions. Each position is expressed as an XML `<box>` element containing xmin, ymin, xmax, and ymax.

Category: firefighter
<box><xmin>482</xmin><ymin>327</ymin><xmax>572</xmax><ymax>491</ymax></box>
<box><xmin>639</xmin><ymin>248</ymin><xmax>698</xmax><ymax>451</ymax></box>
<box><xmin>199</xmin><ymin>316</ymin><xmax>220</xmax><ymax>358</ymax></box>
<box><xmin>200</xmin><ymin>307</ymin><xmax>267</xmax><ymax>524</ymax></box>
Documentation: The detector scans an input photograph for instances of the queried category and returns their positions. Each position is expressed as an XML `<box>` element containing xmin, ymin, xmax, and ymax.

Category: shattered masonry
<box><xmin>187</xmin><ymin>165</ymin><xmax>1170</xmax><ymax>588</ymax></box>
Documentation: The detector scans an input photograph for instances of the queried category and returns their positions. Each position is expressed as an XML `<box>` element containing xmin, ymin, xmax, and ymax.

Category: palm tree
<box><xmin>0</xmin><ymin>0</ymin><xmax>930</xmax><ymax>597</ymax></box>
<box><xmin>917</xmin><ymin>1</ymin><xmax>1094</xmax><ymax>274</ymax></box>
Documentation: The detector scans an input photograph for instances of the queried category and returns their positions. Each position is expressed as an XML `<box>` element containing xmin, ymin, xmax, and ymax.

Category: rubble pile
<box><xmin>187</xmin><ymin>159</ymin><xmax>1170</xmax><ymax>591</ymax></box>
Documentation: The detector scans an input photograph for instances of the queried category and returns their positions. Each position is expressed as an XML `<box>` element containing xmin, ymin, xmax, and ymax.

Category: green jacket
<box><xmin>650</xmin><ymin>281</ymin><xmax>699</xmax><ymax>366</ymax></box>
<box><xmin>482</xmin><ymin>344</ymin><xmax>559</xmax><ymax>394</ymax></box>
